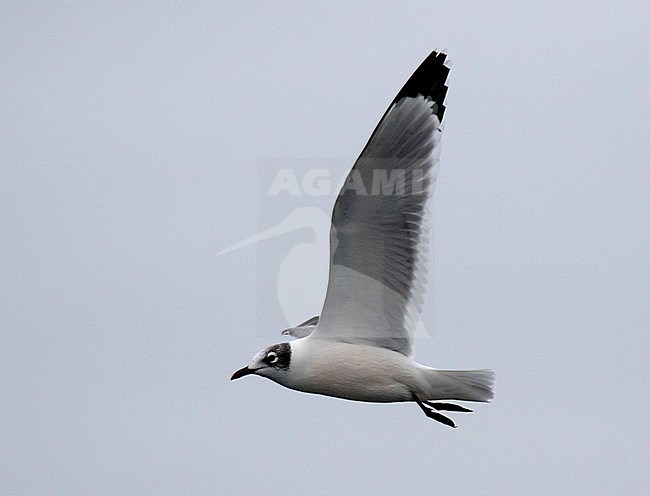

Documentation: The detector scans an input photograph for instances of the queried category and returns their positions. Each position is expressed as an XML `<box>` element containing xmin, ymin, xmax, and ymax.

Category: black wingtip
<box><xmin>351</xmin><ymin>50</ymin><xmax>451</xmax><ymax>168</ymax></box>
<box><xmin>391</xmin><ymin>51</ymin><xmax>449</xmax><ymax>123</ymax></box>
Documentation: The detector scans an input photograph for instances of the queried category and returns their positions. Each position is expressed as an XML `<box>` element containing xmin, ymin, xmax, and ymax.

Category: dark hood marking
<box><xmin>265</xmin><ymin>342</ymin><xmax>291</xmax><ymax>370</ymax></box>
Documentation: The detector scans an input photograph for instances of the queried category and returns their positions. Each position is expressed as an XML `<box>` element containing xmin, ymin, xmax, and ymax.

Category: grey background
<box><xmin>2</xmin><ymin>2</ymin><xmax>649</xmax><ymax>495</ymax></box>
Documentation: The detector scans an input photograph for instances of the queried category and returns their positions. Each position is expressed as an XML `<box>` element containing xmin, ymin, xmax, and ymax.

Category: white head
<box><xmin>231</xmin><ymin>342</ymin><xmax>292</xmax><ymax>382</ymax></box>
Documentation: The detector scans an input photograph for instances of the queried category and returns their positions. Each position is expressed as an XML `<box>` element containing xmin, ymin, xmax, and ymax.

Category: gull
<box><xmin>231</xmin><ymin>51</ymin><xmax>494</xmax><ymax>427</ymax></box>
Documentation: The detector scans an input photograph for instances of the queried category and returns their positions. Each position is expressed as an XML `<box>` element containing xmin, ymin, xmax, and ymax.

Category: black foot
<box><xmin>412</xmin><ymin>395</ymin><xmax>457</xmax><ymax>428</ymax></box>
<box><xmin>424</xmin><ymin>401</ymin><xmax>473</xmax><ymax>413</ymax></box>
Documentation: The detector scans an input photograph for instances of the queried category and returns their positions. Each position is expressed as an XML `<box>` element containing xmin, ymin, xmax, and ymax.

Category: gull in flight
<box><xmin>231</xmin><ymin>51</ymin><xmax>494</xmax><ymax>427</ymax></box>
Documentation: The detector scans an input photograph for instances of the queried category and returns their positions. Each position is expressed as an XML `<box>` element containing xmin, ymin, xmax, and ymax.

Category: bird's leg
<box><xmin>412</xmin><ymin>395</ymin><xmax>457</xmax><ymax>428</ymax></box>
<box><xmin>424</xmin><ymin>401</ymin><xmax>473</xmax><ymax>413</ymax></box>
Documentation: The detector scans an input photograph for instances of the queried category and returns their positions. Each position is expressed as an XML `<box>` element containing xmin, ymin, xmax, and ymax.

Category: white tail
<box><xmin>421</xmin><ymin>369</ymin><xmax>495</xmax><ymax>402</ymax></box>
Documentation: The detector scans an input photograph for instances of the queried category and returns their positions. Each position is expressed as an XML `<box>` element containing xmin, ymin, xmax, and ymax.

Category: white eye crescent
<box><xmin>266</xmin><ymin>352</ymin><xmax>279</xmax><ymax>364</ymax></box>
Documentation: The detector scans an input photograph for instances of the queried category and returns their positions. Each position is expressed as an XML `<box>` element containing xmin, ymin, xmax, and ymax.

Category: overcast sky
<box><xmin>2</xmin><ymin>2</ymin><xmax>649</xmax><ymax>495</ymax></box>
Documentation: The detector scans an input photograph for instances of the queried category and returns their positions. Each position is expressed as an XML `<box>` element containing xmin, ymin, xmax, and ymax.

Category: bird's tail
<box><xmin>420</xmin><ymin>368</ymin><xmax>495</xmax><ymax>402</ymax></box>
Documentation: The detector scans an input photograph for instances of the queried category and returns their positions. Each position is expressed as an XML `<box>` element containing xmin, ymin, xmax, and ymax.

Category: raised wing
<box><xmin>282</xmin><ymin>316</ymin><xmax>319</xmax><ymax>338</ymax></box>
<box><xmin>296</xmin><ymin>316</ymin><xmax>320</xmax><ymax>327</ymax></box>
<box><xmin>311</xmin><ymin>51</ymin><xmax>449</xmax><ymax>356</ymax></box>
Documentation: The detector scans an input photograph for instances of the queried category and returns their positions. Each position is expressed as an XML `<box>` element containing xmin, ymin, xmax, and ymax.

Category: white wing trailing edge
<box><xmin>311</xmin><ymin>52</ymin><xmax>450</xmax><ymax>356</ymax></box>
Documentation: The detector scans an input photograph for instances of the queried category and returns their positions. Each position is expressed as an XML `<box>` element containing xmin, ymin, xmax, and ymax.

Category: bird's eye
<box><xmin>266</xmin><ymin>352</ymin><xmax>279</xmax><ymax>364</ymax></box>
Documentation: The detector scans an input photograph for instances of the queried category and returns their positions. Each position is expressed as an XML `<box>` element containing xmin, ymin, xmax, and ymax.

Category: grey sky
<box><xmin>2</xmin><ymin>2</ymin><xmax>649</xmax><ymax>495</ymax></box>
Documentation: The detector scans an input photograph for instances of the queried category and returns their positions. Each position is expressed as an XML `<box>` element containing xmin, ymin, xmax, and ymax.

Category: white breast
<box><xmin>277</xmin><ymin>338</ymin><xmax>424</xmax><ymax>403</ymax></box>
